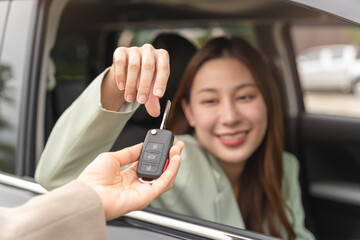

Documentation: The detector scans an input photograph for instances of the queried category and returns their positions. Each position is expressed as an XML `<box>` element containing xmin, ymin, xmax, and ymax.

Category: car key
<box><xmin>137</xmin><ymin>100</ymin><xmax>174</xmax><ymax>183</ymax></box>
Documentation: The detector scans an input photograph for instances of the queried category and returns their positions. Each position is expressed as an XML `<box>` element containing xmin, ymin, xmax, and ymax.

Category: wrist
<box><xmin>77</xmin><ymin>178</ymin><xmax>112</xmax><ymax>220</ymax></box>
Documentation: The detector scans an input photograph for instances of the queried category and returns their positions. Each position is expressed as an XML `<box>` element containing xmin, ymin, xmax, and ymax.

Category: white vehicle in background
<box><xmin>297</xmin><ymin>44</ymin><xmax>360</xmax><ymax>95</ymax></box>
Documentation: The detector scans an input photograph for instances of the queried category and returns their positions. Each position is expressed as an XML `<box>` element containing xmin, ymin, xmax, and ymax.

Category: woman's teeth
<box><xmin>220</xmin><ymin>132</ymin><xmax>246</xmax><ymax>140</ymax></box>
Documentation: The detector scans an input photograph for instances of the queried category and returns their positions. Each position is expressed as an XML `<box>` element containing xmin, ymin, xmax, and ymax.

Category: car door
<box><xmin>0</xmin><ymin>0</ymin><xmax>49</xmax><ymax>229</ymax></box>
<box><xmin>0</xmin><ymin>0</ymin><xmax>39</xmax><ymax>176</ymax></box>
<box><xmin>0</xmin><ymin>1</ymin><xmax>10</xmax><ymax>50</ymax></box>
<box><xmin>288</xmin><ymin>1</ymin><xmax>360</xmax><ymax>239</ymax></box>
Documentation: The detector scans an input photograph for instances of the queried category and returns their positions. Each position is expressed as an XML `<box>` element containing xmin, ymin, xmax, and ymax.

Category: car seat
<box><xmin>44</xmin><ymin>59</ymin><xmax>87</xmax><ymax>142</ymax></box>
<box><xmin>111</xmin><ymin>33</ymin><xmax>197</xmax><ymax>151</ymax></box>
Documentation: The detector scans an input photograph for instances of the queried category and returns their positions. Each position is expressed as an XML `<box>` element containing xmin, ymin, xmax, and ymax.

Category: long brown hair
<box><xmin>167</xmin><ymin>37</ymin><xmax>295</xmax><ymax>239</ymax></box>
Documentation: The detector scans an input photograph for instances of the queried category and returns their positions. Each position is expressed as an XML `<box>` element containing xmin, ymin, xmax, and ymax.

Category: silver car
<box><xmin>297</xmin><ymin>44</ymin><xmax>360</xmax><ymax>95</ymax></box>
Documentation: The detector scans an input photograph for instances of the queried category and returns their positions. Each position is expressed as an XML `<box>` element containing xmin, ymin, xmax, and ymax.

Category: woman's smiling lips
<box><xmin>217</xmin><ymin>131</ymin><xmax>248</xmax><ymax>147</ymax></box>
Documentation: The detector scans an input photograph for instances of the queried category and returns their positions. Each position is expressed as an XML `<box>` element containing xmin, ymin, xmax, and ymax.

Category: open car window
<box><xmin>43</xmin><ymin>1</ymin><xmax>291</xmax><ymax>236</ymax></box>
<box><xmin>33</xmin><ymin>0</ymin><xmax>360</xmax><ymax>239</ymax></box>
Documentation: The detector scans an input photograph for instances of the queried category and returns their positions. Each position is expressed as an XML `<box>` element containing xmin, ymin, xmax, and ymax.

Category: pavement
<box><xmin>304</xmin><ymin>92</ymin><xmax>360</xmax><ymax>117</ymax></box>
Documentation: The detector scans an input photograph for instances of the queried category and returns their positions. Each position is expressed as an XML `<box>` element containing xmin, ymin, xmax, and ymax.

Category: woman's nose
<box><xmin>220</xmin><ymin>100</ymin><xmax>241</xmax><ymax>125</ymax></box>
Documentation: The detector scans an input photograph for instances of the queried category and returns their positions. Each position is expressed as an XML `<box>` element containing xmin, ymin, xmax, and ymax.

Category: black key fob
<box><xmin>137</xmin><ymin>100</ymin><xmax>174</xmax><ymax>183</ymax></box>
<box><xmin>137</xmin><ymin>129</ymin><xmax>174</xmax><ymax>182</ymax></box>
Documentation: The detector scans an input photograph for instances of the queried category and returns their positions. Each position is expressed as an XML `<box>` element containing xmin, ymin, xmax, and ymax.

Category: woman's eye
<box><xmin>237</xmin><ymin>95</ymin><xmax>253</xmax><ymax>101</ymax></box>
<box><xmin>201</xmin><ymin>99</ymin><xmax>218</xmax><ymax>104</ymax></box>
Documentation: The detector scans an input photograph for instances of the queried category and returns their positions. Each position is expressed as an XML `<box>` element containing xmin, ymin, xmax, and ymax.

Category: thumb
<box><xmin>109</xmin><ymin>143</ymin><xmax>143</xmax><ymax>167</ymax></box>
<box><xmin>144</xmin><ymin>94</ymin><xmax>161</xmax><ymax>117</ymax></box>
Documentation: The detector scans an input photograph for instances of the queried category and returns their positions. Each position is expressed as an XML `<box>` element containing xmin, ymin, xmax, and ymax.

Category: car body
<box><xmin>297</xmin><ymin>44</ymin><xmax>360</xmax><ymax>95</ymax></box>
<box><xmin>1</xmin><ymin>0</ymin><xmax>360</xmax><ymax>239</ymax></box>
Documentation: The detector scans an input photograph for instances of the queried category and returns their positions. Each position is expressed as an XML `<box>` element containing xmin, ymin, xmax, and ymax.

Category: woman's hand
<box><xmin>101</xmin><ymin>44</ymin><xmax>170</xmax><ymax>117</ymax></box>
<box><xmin>77</xmin><ymin>141</ymin><xmax>184</xmax><ymax>220</ymax></box>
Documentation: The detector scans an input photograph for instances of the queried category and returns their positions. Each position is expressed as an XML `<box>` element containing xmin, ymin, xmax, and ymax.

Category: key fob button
<box><xmin>140</xmin><ymin>164</ymin><xmax>158</xmax><ymax>173</ymax></box>
<box><xmin>144</xmin><ymin>152</ymin><xmax>161</xmax><ymax>162</ymax></box>
<box><xmin>145</xmin><ymin>142</ymin><xmax>164</xmax><ymax>153</ymax></box>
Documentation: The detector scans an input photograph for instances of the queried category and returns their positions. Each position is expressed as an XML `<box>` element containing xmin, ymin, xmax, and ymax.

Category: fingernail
<box><xmin>138</xmin><ymin>94</ymin><xmax>147</xmax><ymax>104</ymax></box>
<box><xmin>119</xmin><ymin>82</ymin><xmax>125</xmax><ymax>90</ymax></box>
<box><xmin>154</xmin><ymin>88</ymin><xmax>163</xmax><ymax>97</ymax></box>
<box><xmin>126</xmin><ymin>94</ymin><xmax>133</xmax><ymax>102</ymax></box>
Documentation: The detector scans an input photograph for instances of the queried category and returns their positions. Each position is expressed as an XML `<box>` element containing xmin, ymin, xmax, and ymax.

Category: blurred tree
<box><xmin>346</xmin><ymin>27</ymin><xmax>360</xmax><ymax>45</ymax></box>
<box><xmin>0</xmin><ymin>64</ymin><xmax>15</xmax><ymax>173</ymax></box>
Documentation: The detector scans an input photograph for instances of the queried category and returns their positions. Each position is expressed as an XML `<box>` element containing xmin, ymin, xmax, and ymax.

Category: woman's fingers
<box><xmin>153</xmin><ymin>49</ymin><xmax>170</xmax><ymax>98</ymax></box>
<box><xmin>137</xmin><ymin>44</ymin><xmax>156</xmax><ymax>104</ymax></box>
<box><xmin>113</xmin><ymin>47</ymin><xmax>127</xmax><ymax>90</ymax></box>
<box><xmin>144</xmin><ymin>94</ymin><xmax>161</xmax><ymax>117</ymax></box>
<box><xmin>112</xmin><ymin>44</ymin><xmax>169</xmax><ymax>111</ymax></box>
<box><xmin>125</xmin><ymin>47</ymin><xmax>141</xmax><ymax>102</ymax></box>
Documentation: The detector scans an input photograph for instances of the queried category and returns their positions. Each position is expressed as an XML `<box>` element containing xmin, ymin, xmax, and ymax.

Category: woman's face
<box><xmin>182</xmin><ymin>57</ymin><xmax>268</xmax><ymax>165</ymax></box>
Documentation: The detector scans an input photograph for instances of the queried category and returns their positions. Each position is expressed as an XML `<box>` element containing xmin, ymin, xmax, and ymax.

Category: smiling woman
<box><xmin>35</xmin><ymin>36</ymin><xmax>314</xmax><ymax>240</ymax></box>
<box><xmin>167</xmin><ymin>37</ymin><xmax>311</xmax><ymax>239</ymax></box>
<box><xmin>180</xmin><ymin>58</ymin><xmax>268</xmax><ymax>165</ymax></box>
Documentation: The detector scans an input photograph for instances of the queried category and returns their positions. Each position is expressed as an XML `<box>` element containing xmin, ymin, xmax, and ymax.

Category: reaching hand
<box><xmin>101</xmin><ymin>44</ymin><xmax>170</xmax><ymax>117</ymax></box>
<box><xmin>77</xmin><ymin>141</ymin><xmax>184</xmax><ymax>220</ymax></box>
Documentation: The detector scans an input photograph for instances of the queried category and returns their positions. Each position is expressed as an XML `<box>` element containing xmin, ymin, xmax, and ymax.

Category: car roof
<box><xmin>65</xmin><ymin>0</ymin><xmax>360</xmax><ymax>24</ymax></box>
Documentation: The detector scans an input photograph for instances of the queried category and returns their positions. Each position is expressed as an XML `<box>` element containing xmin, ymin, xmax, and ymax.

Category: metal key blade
<box><xmin>160</xmin><ymin>100</ymin><xmax>171</xmax><ymax>130</ymax></box>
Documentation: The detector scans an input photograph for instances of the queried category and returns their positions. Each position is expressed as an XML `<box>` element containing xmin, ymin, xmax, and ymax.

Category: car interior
<box><xmin>1</xmin><ymin>0</ymin><xmax>359</xmax><ymax>239</ymax></box>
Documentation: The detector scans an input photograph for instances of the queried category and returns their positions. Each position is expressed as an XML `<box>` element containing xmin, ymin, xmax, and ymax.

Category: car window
<box><xmin>0</xmin><ymin>1</ymin><xmax>36</xmax><ymax>174</ymax></box>
<box><xmin>292</xmin><ymin>25</ymin><xmax>360</xmax><ymax>118</ymax></box>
